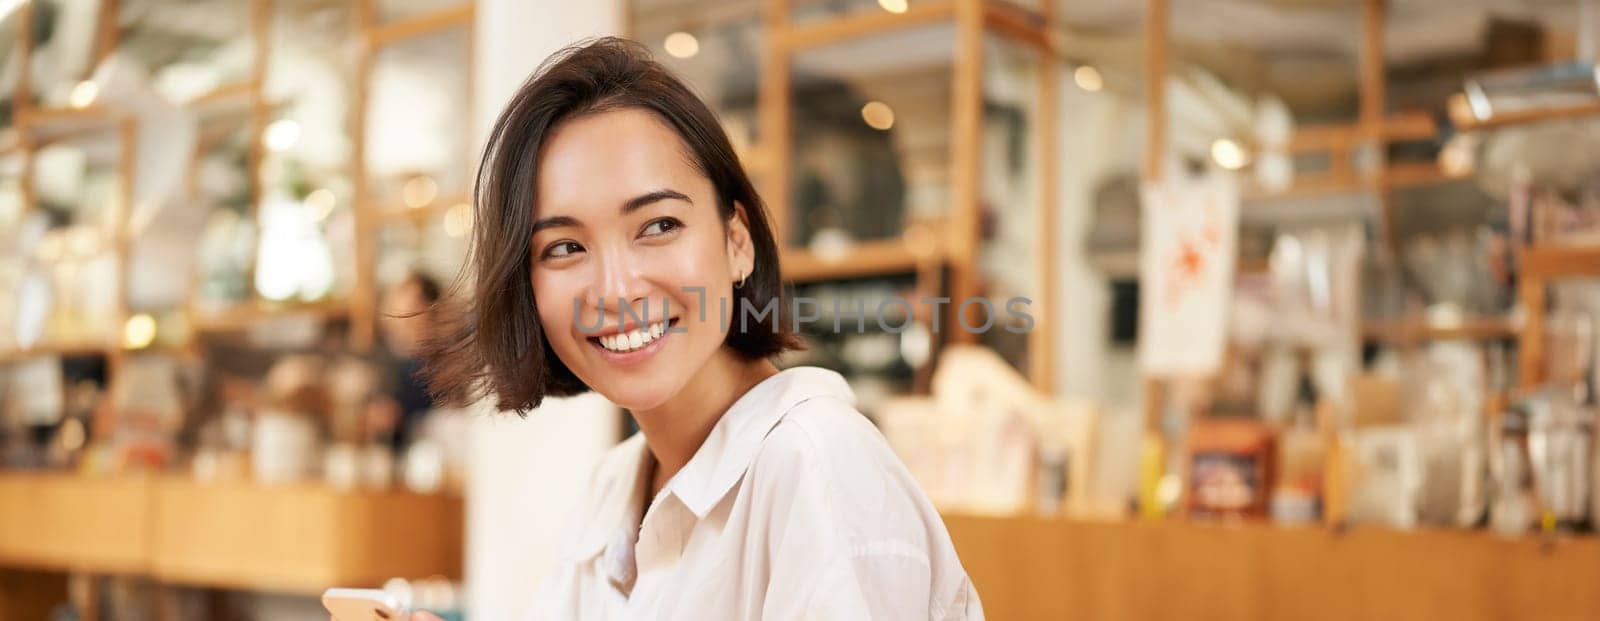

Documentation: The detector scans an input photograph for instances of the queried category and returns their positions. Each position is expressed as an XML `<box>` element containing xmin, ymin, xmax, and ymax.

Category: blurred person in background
<box><xmin>366</xmin><ymin>270</ymin><xmax>442</xmax><ymax>452</ymax></box>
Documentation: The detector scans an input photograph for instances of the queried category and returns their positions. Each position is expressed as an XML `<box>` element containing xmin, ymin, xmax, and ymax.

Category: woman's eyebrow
<box><xmin>531</xmin><ymin>214</ymin><xmax>580</xmax><ymax>234</ymax></box>
<box><xmin>622</xmin><ymin>189</ymin><xmax>692</xmax><ymax>214</ymax></box>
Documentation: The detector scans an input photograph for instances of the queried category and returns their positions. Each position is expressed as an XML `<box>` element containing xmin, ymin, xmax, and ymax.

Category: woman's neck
<box><xmin>633</xmin><ymin>348</ymin><xmax>778</xmax><ymax>497</ymax></box>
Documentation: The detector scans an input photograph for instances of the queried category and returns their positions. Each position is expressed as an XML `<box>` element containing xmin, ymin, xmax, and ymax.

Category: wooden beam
<box><xmin>781</xmin><ymin>237</ymin><xmax>936</xmax><ymax>283</ymax></box>
<box><xmin>1452</xmin><ymin>100</ymin><xmax>1600</xmax><ymax>132</ymax></box>
<box><xmin>365</xmin><ymin>5</ymin><xmax>474</xmax><ymax>49</ymax></box>
<box><xmin>95</xmin><ymin>0</ymin><xmax>121</xmax><ymax>65</ymax></box>
<box><xmin>1140</xmin><ymin>0</ymin><xmax>1169</xmax><ymax>435</ymax></box>
<box><xmin>945</xmin><ymin>0</ymin><xmax>984</xmax><ymax>342</ymax></box>
<box><xmin>1143</xmin><ymin>0</ymin><xmax>1168</xmax><ymax>183</ymax></box>
<box><xmin>352</xmin><ymin>0</ymin><xmax>378</xmax><ymax>351</ymax></box>
<box><xmin>1519</xmin><ymin>245</ymin><xmax>1600</xmax><ymax>279</ymax></box>
<box><xmin>1288</xmin><ymin>112</ymin><xmax>1437</xmax><ymax>153</ymax></box>
<box><xmin>1032</xmin><ymin>39</ymin><xmax>1058</xmax><ymax>394</ymax></box>
<box><xmin>761</xmin><ymin>0</ymin><xmax>793</xmax><ymax>247</ymax></box>
<box><xmin>1520</xmin><ymin>276</ymin><xmax>1545</xmax><ymax>390</ymax></box>
<box><xmin>182</xmin><ymin>80</ymin><xmax>258</xmax><ymax>108</ymax></box>
<box><xmin>1361</xmin><ymin>315</ymin><xmax>1518</xmax><ymax>346</ymax></box>
<box><xmin>983</xmin><ymin>2</ymin><xmax>1050</xmax><ymax>51</ymax></box>
<box><xmin>780</xmin><ymin>0</ymin><xmax>955</xmax><ymax>51</ymax></box>
<box><xmin>1359</xmin><ymin>0</ymin><xmax>1392</xmax><ymax>248</ymax></box>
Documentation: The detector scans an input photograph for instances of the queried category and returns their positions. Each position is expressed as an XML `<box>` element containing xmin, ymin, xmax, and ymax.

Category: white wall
<box><xmin>466</xmin><ymin>2</ymin><xmax>624</xmax><ymax>620</ymax></box>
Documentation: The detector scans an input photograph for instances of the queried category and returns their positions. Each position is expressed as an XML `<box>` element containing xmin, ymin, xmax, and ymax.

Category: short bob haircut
<box><xmin>421</xmin><ymin>37</ymin><xmax>802</xmax><ymax>414</ymax></box>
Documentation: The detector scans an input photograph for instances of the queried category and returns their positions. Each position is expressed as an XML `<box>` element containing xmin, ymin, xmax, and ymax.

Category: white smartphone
<box><xmin>322</xmin><ymin>588</ymin><xmax>408</xmax><ymax>621</ymax></box>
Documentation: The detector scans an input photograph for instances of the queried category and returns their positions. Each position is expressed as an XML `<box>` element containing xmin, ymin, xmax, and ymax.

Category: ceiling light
<box><xmin>1210</xmin><ymin>138</ymin><xmax>1250</xmax><ymax>171</ymax></box>
<box><xmin>664</xmin><ymin>32</ymin><xmax>699</xmax><ymax>59</ymax></box>
<box><xmin>878</xmin><ymin>0</ymin><xmax>909</xmax><ymax>13</ymax></box>
<box><xmin>402</xmin><ymin>175</ymin><xmax>438</xmax><ymax>209</ymax></box>
<box><xmin>123</xmin><ymin>313</ymin><xmax>157</xmax><ymax>349</ymax></box>
<box><xmin>264</xmin><ymin>119</ymin><xmax>301</xmax><ymax>152</ymax></box>
<box><xmin>1073</xmin><ymin>66</ymin><xmax>1103</xmax><ymax>92</ymax></box>
<box><xmin>68</xmin><ymin>81</ymin><xmax>98</xmax><ymax>109</ymax></box>
<box><xmin>860</xmin><ymin>101</ymin><xmax>895</xmax><ymax>131</ymax></box>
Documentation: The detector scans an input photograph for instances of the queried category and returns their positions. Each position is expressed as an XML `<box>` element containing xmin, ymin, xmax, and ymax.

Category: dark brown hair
<box><xmin>421</xmin><ymin>37</ymin><xmax>801</xmax><ymax>414</ymax></box>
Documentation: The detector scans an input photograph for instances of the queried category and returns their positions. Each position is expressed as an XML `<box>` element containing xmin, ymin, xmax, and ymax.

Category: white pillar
<box><xmin>465</xmin><ymin>2</ymin><xmax>624</xmax><ymax>620</ymax></box>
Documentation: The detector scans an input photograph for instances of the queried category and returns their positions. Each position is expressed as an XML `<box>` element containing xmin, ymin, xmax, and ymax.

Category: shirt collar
<box><xmin>664</xmin><ymin>366</ymin><xmax>855</xmax><ymax>518</ymax></box>
<box><xmin>570</xmin><ymin>433</ymin><xmax>651</xmax><ymax>560</ymax></box>
<box><xmin>569</xmin><ymin>366</ymin><xmax>856</xmax><ymax>560</ymax></box>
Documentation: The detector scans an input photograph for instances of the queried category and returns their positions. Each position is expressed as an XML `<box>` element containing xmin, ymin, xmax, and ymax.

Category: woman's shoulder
<box><xmin>746</xmin><ymin>371</ymin><xmax>932</xmax><ymax>517</ymax></box>
<box><xmin>750</xmin><ymin>367</ymin><xmax>890</xmax><ymax>469</ymax></box>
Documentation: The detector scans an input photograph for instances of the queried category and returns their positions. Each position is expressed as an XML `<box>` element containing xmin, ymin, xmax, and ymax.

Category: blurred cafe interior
<box><xmin>2</xmin><ymin>0</ymin><xmax>1600</xmax><ymax>619</ymax></box>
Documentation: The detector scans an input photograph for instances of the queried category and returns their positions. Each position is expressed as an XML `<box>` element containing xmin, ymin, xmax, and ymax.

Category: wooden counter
<box><xmin>0</xmin><ymin>474</ymin><xmax>155</xmax><ymax>575</ymax></box>
<box><xmin>944</xmin><ymin>513</ymin><xmax>1600</xmax><ymax>621</ymax></box>
<box><xmin>0</xmin><ymin>473</ymin><xmax>462</xmax><ymax>595</ymax></box>
<box><xmin>149</xmin><ymin>479</ymin><xmax>463</xmax><ymax>593</ymax></box>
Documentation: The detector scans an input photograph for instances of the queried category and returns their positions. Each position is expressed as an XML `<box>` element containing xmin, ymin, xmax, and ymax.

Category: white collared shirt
<box><xmin>527</xmin><ymin>366</ymin><xmax>983</xmax><ymax>620</ymax></box>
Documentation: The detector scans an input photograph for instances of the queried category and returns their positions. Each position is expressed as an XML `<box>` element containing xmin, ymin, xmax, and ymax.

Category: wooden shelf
<box><xmin>1519</xmin><ymin>244</ymin><xmax>1600</xmax><ymax>279</ymax></box>
<box><xmin>365</xmin><ymin>4</ymin><xmax>474</xmax><ymax>48</ymax></box>
<box><xmin>781</xmin><ymin>237</ymin><xmax>939</xmax><ymax>283</ymax></box>
<box><xmin>181</xmin><ymin>80</ymin><xmax>257</xmax><ymax>111</ymax></box>
<box><xmin>780</xmin><ymin>0</ymin><xmax>956</xmax><ymax>50</ymax></box>
<box><xmin>189</xmin><ymin>300</ymin><xmax>351</xmax><ymax>333</ymax></box>
<box><xmin>944</xmin><ymin>513</ymin><xmax>1600</xmax><ymax>621</ymax></box>
<box><xmin>15</xmin><ymin>106</ymin><xmax>122</xmax><ymax>146</ymax></box>
<box><xmin>0</xmin><ymin>473</ymin><xmax>462</xmax><ymax>595</ymax></box>
<box><xmin>1288</xmin><ymin>112</ymin><xmax>1438</xmax><ymax>152</ymax></box>
<box><xmin>1449</xmin><ymin>94</ymin><xmax>1600</xmax><ymax>132</ymax></box>
<box><xmin>1361</xmin><ymin>315</ymin><xmax>1518</xmax><ymax>345</ymax></box>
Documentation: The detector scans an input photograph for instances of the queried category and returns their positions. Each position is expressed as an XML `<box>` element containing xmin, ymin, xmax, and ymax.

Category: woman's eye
<box><xmin>541</xmin><ymin>241</ymin><xmax>584</xmax><ymax>260</ymax></box>
<box><xmin>641</xmin><ymin>218</ymin><xmax>682</xmax><ymax>237</ymax></box>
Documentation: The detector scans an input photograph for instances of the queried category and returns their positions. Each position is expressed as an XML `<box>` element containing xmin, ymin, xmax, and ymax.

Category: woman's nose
<box><xmin>588</xmin><ymin>252</ymin><xmax>653</xmax><ymax>323</ymax></box>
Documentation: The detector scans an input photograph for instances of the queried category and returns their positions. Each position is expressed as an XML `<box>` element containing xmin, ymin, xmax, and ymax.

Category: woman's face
<box><xmin>530</xmin><ymin>108</ymin><xmax>754</xmax><ymax>411</ymax></box>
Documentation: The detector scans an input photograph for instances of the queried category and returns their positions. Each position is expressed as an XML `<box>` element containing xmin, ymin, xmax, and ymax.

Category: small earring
<box><xmin>735</xmin><ymin>270</ymin><xmax>747</xmax><ymax>289</ymax></box>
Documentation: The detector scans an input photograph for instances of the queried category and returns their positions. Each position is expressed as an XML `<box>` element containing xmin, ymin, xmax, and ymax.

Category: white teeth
<box><xmin>596</xmin><ymin>321</ymin><xmax>669</xmax><ymax>353</ymax></box>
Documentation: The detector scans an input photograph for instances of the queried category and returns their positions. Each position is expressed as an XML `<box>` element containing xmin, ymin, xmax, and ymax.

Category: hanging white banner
<box><xmin>1139</xmin><ymin>170</ymin><xmax>1240</xmax><ymax>376</ymax></box>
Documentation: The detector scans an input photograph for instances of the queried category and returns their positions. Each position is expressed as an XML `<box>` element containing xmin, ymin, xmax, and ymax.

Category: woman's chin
<box><xmin>593</xmin><ymin>383</ymin><xmax>674</xmax><ymax>414</ymax></box>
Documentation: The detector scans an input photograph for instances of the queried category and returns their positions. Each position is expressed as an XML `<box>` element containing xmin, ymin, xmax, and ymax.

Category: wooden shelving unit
<box><xmin>749</xmin><ymin>0</ymin><xmax>1059</xmax><ymax>390</ymax></box>
<box><xmin>944</xmin><ymin>513</ymin><xmax>1600</xmax><ymax>621</ymax></box>
<box><xmin>0</xmin><ymin>473</ymin><xmax>463</xmax><ymax>595</ymax></box>
<box><xmin>0</xmin><ymin>2</ymin><xmax>478</xmax><ymax>609</ymax></box>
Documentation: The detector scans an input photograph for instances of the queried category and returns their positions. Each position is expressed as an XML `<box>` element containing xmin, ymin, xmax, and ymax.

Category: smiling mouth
<box><xmin>588</xmin><ymin>317</ymin><xmax>679</xmax><ymax>353</ymax></box>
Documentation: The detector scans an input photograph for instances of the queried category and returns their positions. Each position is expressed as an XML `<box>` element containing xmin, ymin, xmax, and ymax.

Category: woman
<box><xmin>418</xmin><ymin>37</ymin><xmax>982</xmax><ymax>620</ymax></box>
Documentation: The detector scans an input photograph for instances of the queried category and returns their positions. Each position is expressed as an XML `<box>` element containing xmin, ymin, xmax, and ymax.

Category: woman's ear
<box><xmin>725</xmin><ymin>202</ymin><xmax>756</xmax><ymax>283</ymax></box>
